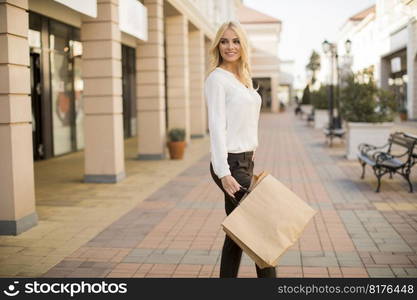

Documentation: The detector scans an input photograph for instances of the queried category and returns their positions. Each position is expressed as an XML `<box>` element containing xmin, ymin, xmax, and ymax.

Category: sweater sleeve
<box><xmin>204</xmin><ymin>75</ymin><xmax>231</xmax><ymax>178</ymax></box>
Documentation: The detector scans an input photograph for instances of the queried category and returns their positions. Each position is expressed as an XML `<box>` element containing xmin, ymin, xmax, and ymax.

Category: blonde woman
<box><xmin>204</xmin><ymin>21</ymin><xmax>276</xmax><ymax>278</ymax></box>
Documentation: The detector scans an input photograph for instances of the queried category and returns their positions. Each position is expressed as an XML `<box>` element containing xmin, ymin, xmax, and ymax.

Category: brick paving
<box><xmin>2</xmin><ymin>111</ymin><xmax>417</xmax><ymax>278</ymax></box>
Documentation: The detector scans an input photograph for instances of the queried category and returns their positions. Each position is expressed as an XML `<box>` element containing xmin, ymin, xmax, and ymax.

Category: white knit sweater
<box><xmin>204</xmin><ymin>67</ymin><xmax>261</xmax><ymax>178</ymax></box>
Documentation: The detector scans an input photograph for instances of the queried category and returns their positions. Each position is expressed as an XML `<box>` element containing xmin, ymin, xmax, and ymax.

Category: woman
<box><xmin>204</xmin><ymin>21</ymin><xmax>277</xmax><ymax>278</ymax></box>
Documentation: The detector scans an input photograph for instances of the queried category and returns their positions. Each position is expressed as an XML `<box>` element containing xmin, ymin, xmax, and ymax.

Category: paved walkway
<box><xmin>1</xmin><ymin>111</ymin><xmax>416</xmax><ymax>278</ymax></box>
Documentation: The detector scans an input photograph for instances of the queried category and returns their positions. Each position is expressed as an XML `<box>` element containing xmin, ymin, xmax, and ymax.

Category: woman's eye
<box><xmin>234</xmin><ymin>40</ymin><xmax>240</xmax><ymax>44</ymax></box>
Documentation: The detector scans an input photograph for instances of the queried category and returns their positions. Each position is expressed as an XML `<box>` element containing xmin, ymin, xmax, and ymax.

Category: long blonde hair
<box><xmin>208</xmin><ymin>21</ymin><xmax>253</xmax><ymax>89</ymax></box>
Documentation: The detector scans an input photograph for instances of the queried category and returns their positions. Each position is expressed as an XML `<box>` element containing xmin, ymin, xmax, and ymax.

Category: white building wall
<box><xmin>188</xmin><ymin>0</ymin><xmax>237</xmax><ymax>30</ymax></box>
<box><xmin>334</xmin><ymin>0</ymin><xmax>417</xmax><ymax>119</ymax></box>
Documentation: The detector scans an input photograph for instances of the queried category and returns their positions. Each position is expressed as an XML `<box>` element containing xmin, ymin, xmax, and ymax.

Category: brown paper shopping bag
<box><xmin>221</xmin><ymin>171</ymin><xmax>317</xmax><ymax>269</ymax></box>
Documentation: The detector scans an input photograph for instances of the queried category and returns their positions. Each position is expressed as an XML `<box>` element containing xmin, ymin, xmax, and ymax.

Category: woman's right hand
<box><xmin>220</xmin><ymin>175</ymin><xmax>242</xmax><ymax>198</ymax></box>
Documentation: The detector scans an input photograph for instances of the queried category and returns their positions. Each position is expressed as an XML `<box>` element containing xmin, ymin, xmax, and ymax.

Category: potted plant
<box><xmin>167</xmin><ymin>128</ymin><xmax>186</xmax><ymax>159</ymax></box>
<box><xmin>399</xmin><ymin>107</ymin><xmax>408</xmax><ymax>121</ymax></box>
<box><xmin>300</xmin><ymin>84</ymin><xmax>313</xmax><ymax>116</ymax></box>
<box><xmin>311</xmin><ymin>85</ymin><xmax>331</xmax><ymax>129</ymax></box>
<box><xmin>339</xmin><ymin>74</ymin><xmax>397</xmax><ymax>160</ymax></box>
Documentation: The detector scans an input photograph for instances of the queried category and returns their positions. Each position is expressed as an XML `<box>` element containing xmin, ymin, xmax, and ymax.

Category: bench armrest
<box><xmin>373</xmin><ymin>151</ymin><xmax>393</xmax><ymax>164</ymax></box>
<box><xmin>358</xmin><ymin>142</ymin><xmax>389</xmax><ymax>155</ymax></box>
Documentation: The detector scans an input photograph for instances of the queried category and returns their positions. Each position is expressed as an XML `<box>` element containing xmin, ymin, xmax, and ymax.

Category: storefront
<box><xmin>121</xmin><ymin>45</ymin><xmax>137</xmax><ymax>139</ymax></box>
<box><xmin>29</xmin><ymin>12</ymin><xmax>83</xmax><ymax>160</ymax></box>
<box><xmin>253</xmin><ymin>78</ymin><xmax>272</xmax><ymax>111</ymax></box>
<box><xmin>385</xmin><ymin>49</ymin><xmax>407</xmax><ymax>112</ymax></box>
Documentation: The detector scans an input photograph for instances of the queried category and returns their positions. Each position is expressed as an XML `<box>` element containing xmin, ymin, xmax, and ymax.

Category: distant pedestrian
<box><xmin>204</xmin><ymin>21</ymin><xmax>276</xmax><ymax>278</ymax></box>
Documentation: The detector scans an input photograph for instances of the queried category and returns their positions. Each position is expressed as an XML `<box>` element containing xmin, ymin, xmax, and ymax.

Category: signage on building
<box><xmin>54</xmin><ymin>0</ymin><xmax>97</xmax><ymax>18</ymax></box>
<box><xmin>119</xmin><ymin>0</ymin><xmax>148</xmax><ymax>41</ymax></box>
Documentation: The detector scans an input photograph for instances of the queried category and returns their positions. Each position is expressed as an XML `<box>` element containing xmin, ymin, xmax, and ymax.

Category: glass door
<box><xmin>30</xmin><ymin>52</ymin><xmax>44</xmax><ymax>160</ymax></box>
<box><xmin>122</xmin><ymin>45</ymin><xmax>137</xmax><ymax>138</ymax></box>
<box><xmin>49</xmin><ymin>20</ymin><xmax>83</xmax><ymax>155</ymax></box>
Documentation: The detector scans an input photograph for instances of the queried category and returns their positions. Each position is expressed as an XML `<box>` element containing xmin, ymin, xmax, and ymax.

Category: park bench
<box><xmin>323</xmin><ymin>117</ymin><xmax>345</xmax><ymax>146</ymax></box>
<box><xmin>307</xmin><ymin>111</ymin><xmax>314</xmax><ymax>125</ymax></box>
<box><xmin>323</xmin><ymin>127</ymin><xmax>345</xmax><ymax>146</ymax></box>
<box><xmin>357</xmin><ymin>132</ymin><xmax>417</xmax><ymax>193</ymax></box>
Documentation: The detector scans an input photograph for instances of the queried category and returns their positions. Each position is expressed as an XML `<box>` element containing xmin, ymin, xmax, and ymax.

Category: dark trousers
<box><xmin>210</xmin><ymin>151</ymin><xmax>277</xmax><ymax>278</ymax></box>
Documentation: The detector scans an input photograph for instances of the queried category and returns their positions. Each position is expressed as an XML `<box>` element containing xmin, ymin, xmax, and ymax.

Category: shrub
<box><xmin>311</xmin><ymin>85</ymin><xmax>328</xmax><ymax>110</ymax></box>
<box><xmin>301</xmin><ymin>85</ymin><xmax>311</xmax><ymax>105</ymax></box>
<box><xmin>339</xmin><ymin>75</ymin><xmax>397</xmax><ymax>123</ymax></box>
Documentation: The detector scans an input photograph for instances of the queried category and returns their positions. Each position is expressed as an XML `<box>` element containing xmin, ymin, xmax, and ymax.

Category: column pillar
<box><xmin>407</xmin><ymin>19</ymin><xmax>417</xmax><ymax>120</ymax></box>
<box><xmin>136</xmin><ymin>0</ymin><xmax>166</xmax><ymax>159</ymax></box>
<box><xmin>189</xmin><ymin>29</ymin><xmax>206</xmax><ymax>138</ymax></box>
<box><xmin>81</xmin><ymin>0</ymin><xmax>125</xmax><ymax>182</ymax></box>
<box><xmin>271</xmin><ymin>75</ymin><xmax>279</xmax><ymax>113</ymax></box>
<box><xmin>166</xmin><ymin>15</ymin><xmax>190</xmax><ymax>143</ymax></box>
<box><xmin>0</xmin><ymin>0</ymin><xmax>38</xmax><ymax>235</ymax></box>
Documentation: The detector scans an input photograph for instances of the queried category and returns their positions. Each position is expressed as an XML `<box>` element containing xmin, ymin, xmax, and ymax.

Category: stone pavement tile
<box><xmin>302</xmin><ymin>256</ymin><xmax>339</xmax><ymax>267</ymax></box>
<box><xmin>180</xmin><ymin>253</ymin><xmax>218</xmax><ymax>265</ymax></box>
<box><xmin>198</xmin><ymin>264</ymin><xmax>215</xmax><ymax>278</ymax></box>
<box><xmin>371</xmin><ymin>253</ymin><xmax>412</xmax><ymax>265</ymax></box>
<box><xmin>392</xmin><ymin>267</ymin><xmax>408</xmax><ymax>277</ymax></box>
<box><xmin>277</xmin><ymin>251</ymin><xmax>301</xmax><ymax>266</ymax></box>
<box><xmin>302</xmin><ymin>267</ymin><xmax>329</xmax><ymax>276</ymax></box>
<box><xmin>301</xmin><ymin>251</ymin><xmax>324</xmax><ymax>257</ymax></box>
<box><xmin>327</xmin><ymin>267</ymin><xmax>342</xmax><ymax>277</ymax></box>
<box><xmin>109</xmin><ymin>248</ymin><xmax>131</xmax><ymax>263</ymax></box>
<box><xmin>147</xmin><ymin>264</ymin><xmax>177</xmax><ymax>276</ymax></box>
<box><xmin>52</xmin><ymin>259</ymin><xmax>84</xmax><ymax>269</ymax></box>
<box><xmin>238</xmin><ymin>266</ymin><xmax>257</xmax><ymax>278</ymax></box>
<box><xmin>131</xmin><ymin>264</ymin><xmax>153</xmax><ymax>278</ymax></box>
<box><xmin>405</xmin><ymin>268</ymin><xmax>417</xmax><ymax>276</ymax></box>
<box><xmin>336</xmin><ymin>252</ymin><xmax>363</xmax><ymax>267</ymax></box>
<box><xmin>340</xmin><ymin>267</ymin><xmax>368</xmax><ymax>277</ymax></box>
<box><xmin>377</xmin><ymin>244</ymin><xmax>413</xmax><ymax>252</ymax></box>
<box><xmin>366</xmin><ymin>267</ymin><xmax>395</xmax><ymax>277</ymax></box>
<box><xmin>144</xmin><ymin>252</ymin><xmax>185</xmax><ymax>264</ymax></box>
<box><xmin>278</xmin><ymin>266</ymin><xmax>303</xmax><ymax>275</ymax></box>
<box><xmin>42</xmin><ymin>269</ymin><xmax>76</xmax><ymax>278</ymax></box>
<box><xmin>172</xmin><ymin>264</ymin><xmax>202</xmax><ymax>277</ymax></box>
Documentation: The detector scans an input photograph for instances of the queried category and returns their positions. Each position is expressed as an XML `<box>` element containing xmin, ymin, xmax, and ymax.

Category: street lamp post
<box><xmin>322</xmin><ymin>40</ymin><xmax>336</xmax><ymax>131</ymax></box>
<box><xmin>322</xmin><ymin>39</ymin><xmax>352</xmax><ymax>131</ymax></box>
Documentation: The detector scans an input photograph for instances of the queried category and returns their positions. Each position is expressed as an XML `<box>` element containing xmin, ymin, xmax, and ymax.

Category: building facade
<box><xmin>335</xmin><ymin>0</ymin><xmax>417</xmax><ymax>121</ymax></box>
<box><xmin>237</xmin><ymin>5</ymin><xmax>282</xmax><ymax>112</ymax></box>
<box><xmin>0</xmin><ymin>0</ymin><xmax>239</xmax><ymax>235</ymax></box>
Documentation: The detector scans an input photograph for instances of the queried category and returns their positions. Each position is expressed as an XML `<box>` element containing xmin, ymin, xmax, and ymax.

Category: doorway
<box><xmin>122</xmin><ymin>45</ymin><xmax>137</xmax><ymax>138</ymax></box>
<box><xmin>30</xmin><ymin>52</ymin><xmax>44</xmax><ymax>160</ymax></box>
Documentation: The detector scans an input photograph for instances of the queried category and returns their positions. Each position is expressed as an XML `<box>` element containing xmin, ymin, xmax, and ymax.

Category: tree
<box><xmin>306</xmin><ymin>50</ymin><xmax>321</xmax><ymax>84</ymax></box>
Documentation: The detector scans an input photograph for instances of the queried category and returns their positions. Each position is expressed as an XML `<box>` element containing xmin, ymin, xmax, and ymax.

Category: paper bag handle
<box><xmin>229</xmin><ymin>171</ymin><xmax>269</xmax><ymax>207</ymax></box>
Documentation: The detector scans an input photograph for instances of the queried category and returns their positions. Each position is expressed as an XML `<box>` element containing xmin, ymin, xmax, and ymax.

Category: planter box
<box><xmin>300</xmin><ymin>104</ymin><xmax>313</xmax><ymax>115</ymax></box>
<box><xmin>314</xmin><ymin>109</ymin><xmax>331</xmax><ymax>129</ymax></box>
<box><xmin>346</xmin><ymin>122</ymin><xmax>394</xmax><ymax>160</ymax></box>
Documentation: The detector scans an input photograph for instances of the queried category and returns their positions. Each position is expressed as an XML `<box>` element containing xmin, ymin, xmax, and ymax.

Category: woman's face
<box><xmin>218</xmin><ymin>28</ymin><xmax>241</xmax><ymax>64</ymax></box>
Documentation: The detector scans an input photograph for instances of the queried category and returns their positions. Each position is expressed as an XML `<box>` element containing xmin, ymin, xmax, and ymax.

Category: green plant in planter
<box><xmin>311</xmin><ymin>85</ymin><xmax>328</xmax><ymax>110</ymax></box>
<box><xmin>167</xmin><ymin>128</ymin><xmax>186</xmax><ymax>159</ymax></box>
<box><xmin>339</xmin><ymin>75</ymin><xmax>397</xmax><ymax>123</ymax></box>
<box><xmin>398</xmin><ymin>106</ymin><xmax>408</xmax><ymax>121</ymax></box>
<box><xmin>168</xmin><ymin>128</ymin><xmax>185</xmax><ymax>142</ymax></box>
<box><xmin>301</xmin><ymin>84</ymin><xmax>311</xmax><ymax>105</ymax></box>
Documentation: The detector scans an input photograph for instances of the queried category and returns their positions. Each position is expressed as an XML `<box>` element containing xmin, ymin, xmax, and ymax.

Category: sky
<box><xmin>243</xmin><ymin>0</ymin><xmax>376</xmax><ymax>88</ymax></box>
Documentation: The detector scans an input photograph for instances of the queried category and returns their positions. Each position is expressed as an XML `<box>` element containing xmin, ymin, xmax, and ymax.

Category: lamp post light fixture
<box><xmin>321</xmin><ymin>39</ymin><xmax>353</xmax><ymax>133</ymax></box>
